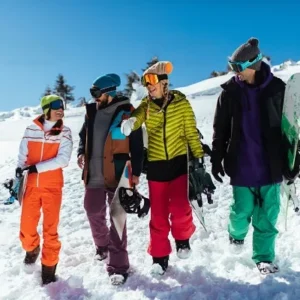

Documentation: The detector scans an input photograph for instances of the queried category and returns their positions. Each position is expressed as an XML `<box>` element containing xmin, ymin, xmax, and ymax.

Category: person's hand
<box><xmin>23</xmin><ymin>165</ymin><xmax>38</xmax><ymax>174</ymax></box>
<box><xmin>15</xmin><ymin>167</ymin><xmax>23</xmax><ymax>178</ymax></box>
<box><xmin>132</xmin><ymin>175</ymin><xmax>140</xmax><ymax>186</ymax></box>
<box><xmin>211</xmin><ymin>161</ymin><xmax>225</xmax><ymax>183</ymax></box>
<box><xmin>77</xmin><ymin>154</ymin><xmax>85</xmax><ymax>169</ymax></box>
<box><xmin>121</xmin><ymin>117</ymin><xmax>137</xmax><ymax>136</ymax></box>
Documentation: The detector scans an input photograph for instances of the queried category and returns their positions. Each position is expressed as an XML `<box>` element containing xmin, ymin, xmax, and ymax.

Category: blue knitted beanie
<box><xmin>93</xmin><ymin>73</ymin><xmax>121</xmax><ymax>97</ymax></box>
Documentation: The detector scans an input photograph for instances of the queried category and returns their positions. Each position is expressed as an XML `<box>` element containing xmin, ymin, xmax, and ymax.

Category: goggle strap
<box><xmin>42</xmin><ymin>103</ymin><xmax>50</xmax><ymax>111</ymax></box>
<box><xmin>157</xmin><ymin>74</ymin><xmax>168</xmax><ymax>81</ymax></box>
<box><xmin>98</xmin><ymin>86</ymin><xmax>117</xmax><ymax>94</ymax></box>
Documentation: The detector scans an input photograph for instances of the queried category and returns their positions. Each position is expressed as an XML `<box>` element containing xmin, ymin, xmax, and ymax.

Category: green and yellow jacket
<box><xmin>132</xmin><ymin>90</ymin><xmax>204</xmax><ymax>181</ymax></box>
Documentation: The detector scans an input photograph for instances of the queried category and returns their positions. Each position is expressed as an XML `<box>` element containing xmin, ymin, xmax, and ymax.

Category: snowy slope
<box><xmin>1</xmin><ymin>62</ymin><xmax>300</xmax><ymax>299</ymax></box>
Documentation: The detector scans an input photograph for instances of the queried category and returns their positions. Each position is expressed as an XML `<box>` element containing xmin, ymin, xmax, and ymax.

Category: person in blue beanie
<box><xmin>211</xmin><ymin>38</ymin><xmax>300</xmax><ymax>275</ymax></box>
<box><xmin>77</xmin><ymin>73</ymin><xmax>144</xmax><ymax>285</ymax></box>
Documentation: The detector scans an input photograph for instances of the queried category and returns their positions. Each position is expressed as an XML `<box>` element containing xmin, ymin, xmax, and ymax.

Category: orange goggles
<box><xmin>141</xmin><ymin>74</ymin><xmax>168</xmax><ymax>86</ymax></box>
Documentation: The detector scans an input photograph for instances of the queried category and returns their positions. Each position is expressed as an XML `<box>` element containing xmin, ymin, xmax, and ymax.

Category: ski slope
<box><xmin>1</xmin><ymin>62</ymin><xmax>300</xmax><ymax>300</ymax></box>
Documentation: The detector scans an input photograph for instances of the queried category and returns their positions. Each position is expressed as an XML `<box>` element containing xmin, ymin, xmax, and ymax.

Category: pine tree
<box><xmin>142</xmin><ymin>56</ymin><xmax>159</xmax><ymax>72</ymax></box>
<box><xmin>42</xmin><ymin>85</ymin><xmax>52</xmax><ymax>97</ymax></box>
<box><xmin>53</xmin><ymin>74</ymin><xmax>75</xmax><ymax>109</ymax></box>
<box><xmin>123</xmin><ymin>71</ymin><xmax>140</xmax><ymax>98</ymax></box>
<box><xmin>77</xmin><ymin>97</ymin><xmax>87</xmax><ymax>107</ymax></box>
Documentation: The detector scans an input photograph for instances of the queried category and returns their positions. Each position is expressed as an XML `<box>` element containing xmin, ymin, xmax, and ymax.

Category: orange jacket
<box><xmin>17</xmin><ymin>116</ymin><xmax>73</xmax><ymax>188</ymax></box>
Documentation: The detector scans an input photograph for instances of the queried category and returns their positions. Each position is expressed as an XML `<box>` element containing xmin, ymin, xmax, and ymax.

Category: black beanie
<box><xmin>230</xmin><ymin>38</ymin><xmax>262</xmax><ymax>71</ymax></box>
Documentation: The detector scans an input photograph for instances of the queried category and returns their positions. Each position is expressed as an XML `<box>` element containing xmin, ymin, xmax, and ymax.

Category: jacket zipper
<box><xmin>163</xmin><ymin>110</ymin><xmax>168</xmax><ymax>160</ymax></box>
<box><xmin>37</xmin><ymin>136</ymin><xmax>45</xmax><ymax>187</ymax></box>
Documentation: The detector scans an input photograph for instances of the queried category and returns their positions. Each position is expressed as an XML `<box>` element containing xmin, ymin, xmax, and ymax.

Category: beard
<box><xmin>96</xmin><ymin>94</ymin><xmax>109</xmax><ymax>108</ymax></box>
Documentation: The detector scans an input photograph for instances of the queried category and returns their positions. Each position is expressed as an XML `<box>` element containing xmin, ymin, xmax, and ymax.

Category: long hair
<box><xmin>39</xmin><ymin>114</ymin><xmax>63</xmax><ymax>136</ymax></box>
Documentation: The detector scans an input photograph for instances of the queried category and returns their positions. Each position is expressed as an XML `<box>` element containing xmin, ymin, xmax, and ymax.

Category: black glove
<box><xmin>23</xmin><ymin>165</ymin><xmax>38</xmax><ymax>174</ymax></box>
<box><xmin>211</xmin><ymin>161</ymin><xmax>225</xmax><ymax>183</ymax></box>
<box><xmin>202</xmin><ymin>143</ymin><xmax>212</xmax><ymax>157</ymax></box>
<box><xmin>15</xmin><ymin>167</ymin><xmax>23</xmax><ymax>178</ymax></box>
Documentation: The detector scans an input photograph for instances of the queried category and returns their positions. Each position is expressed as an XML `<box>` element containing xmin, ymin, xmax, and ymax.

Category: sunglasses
<box><xmin>141</xmin><ymin>74</ymin><xmax>168</xmax><ymax>87</ymax></box>
<box><xmin>90</xmin><ymin>86</ymin><xmax>117</xmax><ymax>99</ymax></box>
<box><xmin>228</xmin><ymin>53</ymin><xmax>263</xmax><ymax>73</ymax></box>
<box><xmin>42</xmin><ymin>99</ymin><xmax>65</xmax><ymax>112</ymax></box>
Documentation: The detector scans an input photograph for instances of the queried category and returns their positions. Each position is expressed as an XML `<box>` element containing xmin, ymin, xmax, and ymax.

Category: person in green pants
<box><xmin>211</xmin><ymin>37</ymin><xmax>300</xmax><ymax>274</ymax></box>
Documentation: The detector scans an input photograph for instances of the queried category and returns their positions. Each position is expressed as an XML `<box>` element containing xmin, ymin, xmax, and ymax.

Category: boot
<box><xmin>24</xmin><ymin>245</ymin><xmax>40</xmax><ymax>265</ymax></box>
<box><xmin>229</xmin><ymin>235</ymin><xmax>244</xmax><ymax>245</ymax></box>
<box><xmin>95</xmin><ymin>246</ymin><xmax>108</xmax><ymax>261</ymax></box>
<box><xmin>257</xmin><ymin>261</ymin><xmax>279</xmax><ymax>275</ymax></box>
<box><xmin>175</xmin><ymin>239</ymin><xmax>192</xmax><ymax>259</ymax></box>
<box><xmin>151</xmin><ymin>255</ymin><xmax>169</xmax><ymax>275</ymax></box>
<box><xmin>109</xmin><ymin>273</ymin><xmax>128</xmax><ymax>285</ymax></box>
<box><xmin>42</xmin><ymin>264</ymin><xmax>57</xmax><ymax>285</ymax></box>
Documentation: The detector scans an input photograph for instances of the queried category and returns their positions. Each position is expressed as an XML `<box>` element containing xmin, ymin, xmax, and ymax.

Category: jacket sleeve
<box><xmin>17</xmin><ymin>128</ymin><xmax>29</xmax><ymax>169</ymax></box>
<box><xmin>184</xmin><ymin>100</ymin><xmax>204</xmax><ymax>158</ymax></box>
<box><xmin>211</xmin><ymin>90</ymin><xmax>231</xmax><ymax>163</ymax></box>
<box><xmin>78</xmin><ymin>116</ymin><xmax>87</xmax><ymax>157</ymax></box>
<box><xmin>129</xmin><ymin>125</ymin><xmax>144</xmax><ymax>177</ymax></box>
<box><xmin>131</xmin><ymin>100</ymin><xmax>148</xmax><ymax>131</ymax></box>
<box><xmin>36</xmin><ymin>128</ymin><xmax>73</xmax><ymax>173</ymax></box>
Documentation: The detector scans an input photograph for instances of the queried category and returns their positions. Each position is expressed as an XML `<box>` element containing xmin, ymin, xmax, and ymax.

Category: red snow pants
<box><xmin>147</xmin><ymin>174</ymin><xmax>196</xmax><ymax>257</ymax></box>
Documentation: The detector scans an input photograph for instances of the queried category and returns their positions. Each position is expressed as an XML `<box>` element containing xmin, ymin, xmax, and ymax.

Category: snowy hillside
<box><xmin>1</xmin><ymin>62</ymin><xmax>300</xmax><ymax>300</ymax></box>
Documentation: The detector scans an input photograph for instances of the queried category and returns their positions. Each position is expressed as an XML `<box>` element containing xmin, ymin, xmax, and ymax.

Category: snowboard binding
<box><xmin>188</xmin><ymin>157</ymin><xmax>216</xmax><ymax>207</ymax></box>
<box><xmin>118</xmin><ymin>186</ymin><xmax>150</xmax><ymax>218</ymax></box>
<box><xmin>3</xmin><ymin>178</ymin><xmax>20</xmax><ymax>205</ymax></box>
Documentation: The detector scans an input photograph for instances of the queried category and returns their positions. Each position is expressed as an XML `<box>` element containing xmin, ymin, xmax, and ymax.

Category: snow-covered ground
<box><xmin>1</xmin><ymin>62</ymin><xmax>300</xmax><ymax>300</ymax></box>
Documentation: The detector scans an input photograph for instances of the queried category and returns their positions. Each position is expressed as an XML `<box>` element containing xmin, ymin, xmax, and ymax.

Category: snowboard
<box><xmin>3</xmin><ymin>171</ymin><xmax>28</xmax><ymax>206</ymax></box>
<box><xmin>281</xmin><ymin>73</ymin><xmax>300</xmax><ymax>171</ymax></box>
<box><xmin>17</xmin><ymin>170</ymin><xmax>28</xmax><ymax>205</ymax></box>
<box><xmin>280</xmin><ymin>73</ymin><xmax>300</xmax><ymax>228</ymax></box>
<box><xmin>110</xmin><ymin>161</ymin><xmax>133</xmax><ymax>240</ymax></box>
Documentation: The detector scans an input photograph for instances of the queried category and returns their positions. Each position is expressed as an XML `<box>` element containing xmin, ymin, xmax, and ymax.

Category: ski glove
<box><xmin>15</xmin><ymin>167</ymin><xmax>23</xmax><ymax>178</ymax></box>
<box><xmin>15</xmin><ymin>165</ymin><xmax>37</xmax><ymax>178</ymax></box>
<box><xmin>121</xmin><ymin>117</ymin><xmax>137</xmax><ymax>136</ymax></box>
<box><xmin>25</xmin><ymin>165</ymin><xmax>38</xmax><ymax>174</ymax></box>
<box><xmin>211</xmin><ymin>161</ymin><xmax>225</xmax><ymax>183</ymax></box>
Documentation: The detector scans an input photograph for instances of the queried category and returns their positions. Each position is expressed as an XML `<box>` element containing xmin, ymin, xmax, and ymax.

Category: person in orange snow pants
<box><xmin>16</xmin><ymin>94</ymin><xmax>73</xmax><ymax>285</ymax></box>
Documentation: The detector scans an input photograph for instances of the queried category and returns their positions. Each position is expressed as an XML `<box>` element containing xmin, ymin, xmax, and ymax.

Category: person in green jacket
<box><xmin>121</xmin><ymin>61</ymin><xmax>204</xmax><ymax>275</ymax></box>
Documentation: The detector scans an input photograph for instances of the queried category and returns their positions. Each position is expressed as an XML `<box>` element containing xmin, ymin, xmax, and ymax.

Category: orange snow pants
<box><xmin>20</xmin><ymin>187</ymin><xmax>62</xmax><ymax>266</ymax></box>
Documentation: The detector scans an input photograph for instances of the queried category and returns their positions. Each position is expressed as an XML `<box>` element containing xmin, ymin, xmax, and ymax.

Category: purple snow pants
<box><xmin>84</xmin><ymin>188</ymin><xmax>129</xmax><ymax>274</ymax></box>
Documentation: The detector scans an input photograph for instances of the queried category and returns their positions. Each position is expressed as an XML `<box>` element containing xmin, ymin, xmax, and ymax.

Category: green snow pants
<box><xmin>228</xmin><ymin>184</ymin><xmax>280</xmax><ymax>263</ymax></box>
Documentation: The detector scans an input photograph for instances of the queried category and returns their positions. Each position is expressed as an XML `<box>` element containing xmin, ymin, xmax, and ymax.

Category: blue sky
<box><xmin>1</xmin><ymin>0</ymin><xmax>300</xmax><ymax>111</ymax></box>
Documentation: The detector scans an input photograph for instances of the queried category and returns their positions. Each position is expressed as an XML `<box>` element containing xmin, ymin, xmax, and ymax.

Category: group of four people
<box><xmin>15</xmin><ymin>37</ymin><xmax>300</xmax><ymax>286</ymax></box>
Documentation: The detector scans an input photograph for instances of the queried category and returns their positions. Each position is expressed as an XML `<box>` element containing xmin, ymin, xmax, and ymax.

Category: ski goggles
<box><xmin>228</xmin><ymin>53</ymin><xmax>263</xmax><ymax>73</ymax></box>
<box><xmin>141</xmin><ymin>74</ymin><xmax>168</xmax><ymax>86</ymax></box>
<box><xmin>42</xmin><ymin>99</ymin><xmax>65</xmax><ymax>111</ymax></box>
<box><xmin>90</xmin><ymin>86</ymin><xmax>117</xmax><ymax>98</ymax></box>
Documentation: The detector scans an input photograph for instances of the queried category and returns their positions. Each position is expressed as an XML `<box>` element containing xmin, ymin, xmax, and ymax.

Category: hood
<box><xmin>235</xmin><ymin>62</ymin><xmax>273</xmax><ymax>90</ymax></box>
<box><xmin>221</xmin><ymin>62</ymin><xmax>273</xmax><ymax>92</ymax></box>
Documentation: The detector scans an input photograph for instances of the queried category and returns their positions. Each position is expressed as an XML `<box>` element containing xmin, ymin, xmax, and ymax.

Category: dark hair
<box><xmin>39</xmin><ymin>114</ymin><xmax>63</xmax><ymax>136</ymax></box>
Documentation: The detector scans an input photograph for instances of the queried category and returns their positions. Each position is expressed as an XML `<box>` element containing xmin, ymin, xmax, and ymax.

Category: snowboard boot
<box><xmin>175</xmin><ymin>239</ymin><xmax>192</xmax><ymax>259</ymax></box>
<box><xmin>256</xmin><ymin>261</ymin><xmax>279</xmax><ymax>275</ymax></box>
<box><xmin>24</xmin><ymin>245</ymin><xmax>40</xmax><ymax>265</ymax></box>
<box><xmin>109</xmin><ymin>273</ymin><xmax>128</xmax><ymax>285</ymax></box>
<box><xmin>229</xmin><ymin>235</ymin><xmax>244</xmax><ymax>245</ymax></box>
<box><xmin>151</xmin><ymin>255</ymin><xmax>169</xmax><ymax>275</ymax></box>
<box><xmin>42</xmin><ymin>264</ymin><xmax>57</xmax><ymax>285</ymax></box>
<box><xmin>95</xmin><ymin>246</ymin><xmax>108</xmax><ymax>261</ymax></box>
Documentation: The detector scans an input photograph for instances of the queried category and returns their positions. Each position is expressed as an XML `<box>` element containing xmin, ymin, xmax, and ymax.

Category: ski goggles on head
<box><xmin>228</xmin><ymin>53</ymin><xmax>263</xmax><ymax>73</ymax></box>
<box><xmin>141</xmin><ymin>74</ymin><xmax>168</xmax><ymax>86</ymax></box>
<box><xmin>43</xmin><ymin>99</ymin><xmax>65</xmax><ymax>111</ymax></box>
<box><xmin>90</xmin><ymin>86</ymin><xmax>117</xmax><ymax>99</ymax></box>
